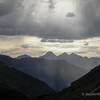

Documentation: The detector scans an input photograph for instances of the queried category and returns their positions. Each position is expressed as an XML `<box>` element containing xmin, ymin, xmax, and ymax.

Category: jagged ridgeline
<box><xmin>0</xmin><ymin>54</ymin><xmax>88</xmax><ymax>91</ymax></box>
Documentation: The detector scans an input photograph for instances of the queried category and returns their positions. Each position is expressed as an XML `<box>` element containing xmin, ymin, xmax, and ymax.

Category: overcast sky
<box><xmin>0</xmin><ymin>0</ymin><xmax>100</xmax><ymax>57</ymax></box>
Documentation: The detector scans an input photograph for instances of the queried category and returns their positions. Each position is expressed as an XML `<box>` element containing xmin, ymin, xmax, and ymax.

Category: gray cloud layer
<box><xmin>0</xmin><ymin>0</ymin><xmax>21</xmax><ymax>16</ymax></box>
<box><xmin>66</xmin><ymin>12</ymin><xmax>75</xmax><ymax>18</ymax></box>
<box><xmin>0</xmin><ymin>0</ymin><xmax>100</xmax><ymax>41</ymax></box>
<box><xmin>48</xmin><ymin>0</ymin><xmax>55</xmax><ymax>9</ymax></box>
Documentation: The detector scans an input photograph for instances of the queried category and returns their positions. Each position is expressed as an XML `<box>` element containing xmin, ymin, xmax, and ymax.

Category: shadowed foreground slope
<box><xmin>0</xmin><ymin>82</ymin><xmax>29</xmax><ymax>100</ymax></box>
<box><xmin>36</xmin><ymin>65</ymin><xmax>100</xmax><ymax>100</ymax></box>
<box><xmin>0</xmin><ymin>61</ymin><xmax>54</xmax><ymax>99</ymax></box>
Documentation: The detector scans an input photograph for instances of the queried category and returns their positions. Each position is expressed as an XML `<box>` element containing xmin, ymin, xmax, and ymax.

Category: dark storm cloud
<box><xmin>66</xmin><ymin>12</ymin><xmax>75</xmax><ymax>18</ymax></box>
<box><xmin>0</xmin><ymin>0</ymin><xmax>100</xmax><ymax>41</ymax></box>
<box><xmin>0</xmin><ymin>0</ymin><xmax>21</xmax><ymax>16</ymax></box>
<box><xmin>48</xmin><ymin>0</ymin><xmax>55</xmax><ymax>9</ymax></box>
<box><xmin>78</xmin><ymin>0</ymin><xmax>100</xmax><ymax>38</ymax></box>
<box><xmin>0</xmin><ymin>2</ymin><xmax>13</xmax><ymax>16</ymax></box>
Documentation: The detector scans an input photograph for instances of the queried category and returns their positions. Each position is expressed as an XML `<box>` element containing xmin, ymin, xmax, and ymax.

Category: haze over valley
<box><xmin>0</xmin><ymin>0</ymin><xmax>100</xmax><ymax>100</ymax></box>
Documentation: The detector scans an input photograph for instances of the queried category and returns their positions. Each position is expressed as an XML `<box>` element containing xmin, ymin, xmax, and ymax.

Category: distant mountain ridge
<box><xmin>41</xmin><ymin>52</ymin><xmax>100</xmax><ymax>69</ymax></box>
<box><xmin>40</xmin><ymin>52</ymin><xmax>57</xmax><ymax>60</ymax></box>
<box><xmin>16</xmin><ymin>54</ymin><xmax>32</xmax><ymax>59</ymax></box>
<box><xmin>0</xmin><ymin>53</ymin><xmax>100</xmax><ymax>99</ymax></box>
<box><xmin>3</xmin><ymin>55</ymin><xmax>87</xmax><ymax>91</ymax></box>
<box><xmin>0</xmin><ymin>52</ymin><xmax>99</xmax><ymax>91</ymax></box>
<box><xmin>0</xmin><ymin>54</ymin><xmax>14</xmax><ymax>64</ymax></box>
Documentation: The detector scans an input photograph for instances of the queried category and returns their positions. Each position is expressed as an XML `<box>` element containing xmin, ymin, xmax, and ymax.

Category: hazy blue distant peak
<box><xmin>45</xmin><ymin>51</ymin><xmax>56</xmax><ymax>56</ymax></box>
<box><xmin>16</xmin><ymin>54</ymin><xmax>32</xmax><ymax>59</ymax></box>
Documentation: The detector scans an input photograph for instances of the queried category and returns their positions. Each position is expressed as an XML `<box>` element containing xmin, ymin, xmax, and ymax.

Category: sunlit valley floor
<box><xmin>0</xmin><ymin>52</ymin><xmax>100</xmax><ymax>100</ymax></box>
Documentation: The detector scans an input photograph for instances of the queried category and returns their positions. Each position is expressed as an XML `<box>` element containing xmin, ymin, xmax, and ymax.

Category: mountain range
<box><xmin>0</xmin><ymin>54</ymin><xmax>88</xmax><ymax>91</ymax></box>
<box><xmin>0</xmin><ymin>52</ymin><xmax>100</xmax><ymax>99</ymax></box>
<box><xmin>41</xmin><ymin>52</ymin><xmax>100</xmax><ymax>70</ymax></box>
<box><xmin>0</xmin><ymin>52</ymin><xmax>100</xmax><ymax>92</ymax></box>
<box><xmin>12</xmin><ymin>58</ymin><xmax>87</xmax><ymax>91</ymax></box>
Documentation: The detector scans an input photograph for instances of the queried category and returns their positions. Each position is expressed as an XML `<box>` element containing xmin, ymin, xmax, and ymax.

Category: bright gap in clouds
<box><xmin>0</xmin><ymin>35</ymin><xmax>100</xmax><ymax>58</ymax></box>
<box><xmin>55</xmin><ymin>0</ymin><xmax>76</xmax><ymax>12</ymax></box>
<box><xmin>23</xmin><ymin>0</ymin><xmax>77</xmax><ymax>24</ymax></box>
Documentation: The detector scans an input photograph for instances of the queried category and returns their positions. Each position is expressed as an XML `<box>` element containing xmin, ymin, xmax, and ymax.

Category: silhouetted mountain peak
<box><xmin>70</xmin><ymin>53</ymin><xmax>82</xmax><ymax>58</ymax></box>
<box><xmin>59</xmin><ymin>52</ymin><xmax>69</xmax><ymax>57</ymax></box>
<box><xmin>0</xmin><ymin>54</ymin><xmax>13</xmax><ymax>64</ymax></box>
<box><xmin>40</xmin><ymin>52</ymin><xmax>57</xmax><ymax>59</ymax></box>
<box><xmin>70</xmin><ymin>53</ymin><xmax>78</xmax><ymax>56</ymax></box>
<box><xmin>16</xmin><ymin>54</ymin><xmax>32</xmax><ymax>59</ymax></box>
<box><xmin>0</xmin><ymin>54</ymin><xmax>12</xmax><ymax>59</ymax></box>
<box><xmin>45</xmin><ymin>52</ymin><xmax>56</xmax><ymax>56</ymax></box>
